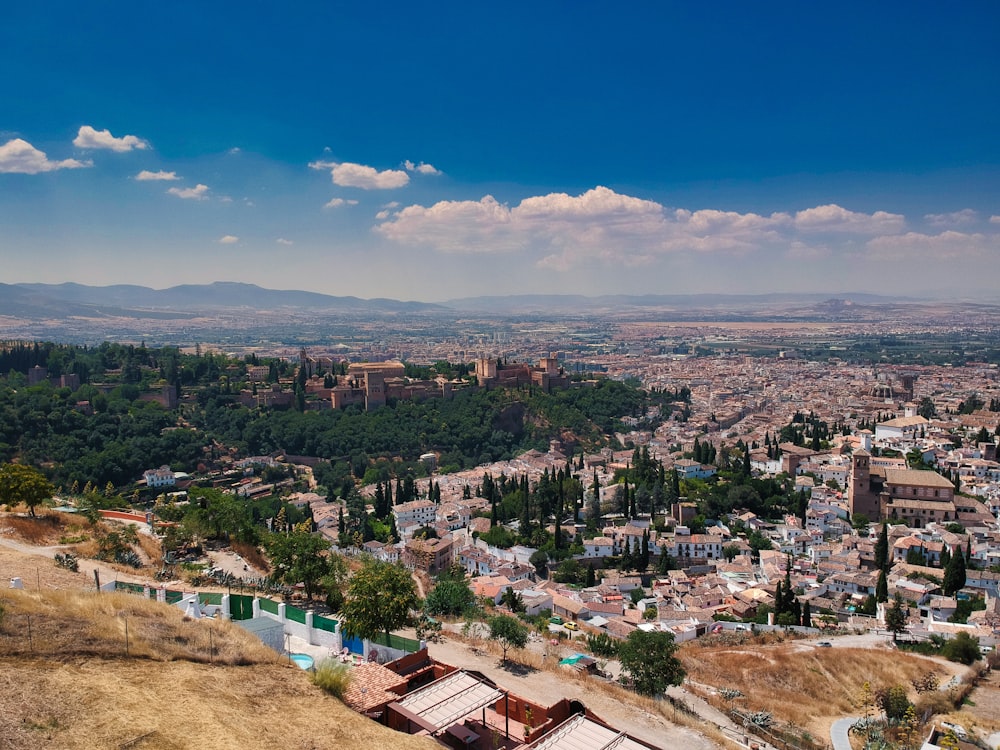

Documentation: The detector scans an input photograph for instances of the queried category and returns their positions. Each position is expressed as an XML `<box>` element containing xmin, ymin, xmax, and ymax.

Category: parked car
<box><xmin>817</xmin><ymin>641</ymin><xmax>832</xmax><ymax>647</ymax></box>
<box><xmin>564</xmin><ymin>621</ymin><xmax>579</xmax><ymax>631</ymax></box>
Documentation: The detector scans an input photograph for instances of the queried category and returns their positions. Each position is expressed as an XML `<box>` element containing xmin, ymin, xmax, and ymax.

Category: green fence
<box><xmin>286</xmin><ymin>604</ymin><xmax>307</xmax><ymax>624</ymax></box>
<box><xmin>199</xmin><ymin>592</ymin><xmax>223</xmax><ymax>606</ymax></box>
<box><xmin>259</xmin><ymin>598</ymin><xmax>279</xmax><ymax>615</ymax></box>
<box><xmin>371</xmin><ymin>632</ymin><xmax>420</xmax><ymax>653</ymax></box>
<box><xmin>314</xmin><ymin>614</ymin><xmax>338</xmax><ymax>633</ymax></box>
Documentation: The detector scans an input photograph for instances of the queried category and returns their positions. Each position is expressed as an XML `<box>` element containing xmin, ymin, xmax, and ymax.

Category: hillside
<box><xmin>0</xmin><ymin>584</ymin><xmax>437</xmax><ymax>750</ymax></box>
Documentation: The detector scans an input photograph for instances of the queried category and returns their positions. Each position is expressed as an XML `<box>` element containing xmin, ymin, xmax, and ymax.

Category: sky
<box><xmin>1</xmin><ymin>3</ymin><xmax>999</xmax><ymax>303</ymax></box>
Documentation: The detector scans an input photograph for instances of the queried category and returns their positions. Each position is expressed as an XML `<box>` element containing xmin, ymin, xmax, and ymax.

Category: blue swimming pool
<box><xmin>290</xmin><ymin>653</ymin><xmax>314</xmax><ymax>670</ymax></box>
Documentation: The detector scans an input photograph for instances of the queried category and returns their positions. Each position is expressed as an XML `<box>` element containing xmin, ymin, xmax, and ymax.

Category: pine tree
<box><xmin>801</xmin><ymin>600</ymin><xmax>812</xmax><ymax>628</ymax></box>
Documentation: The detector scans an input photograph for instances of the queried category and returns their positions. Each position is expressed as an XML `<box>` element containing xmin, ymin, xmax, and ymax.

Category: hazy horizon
<box><xmin>2</xmin><ymin>4</ymin><xmax>998</xmax><ymax>303</ymax></box>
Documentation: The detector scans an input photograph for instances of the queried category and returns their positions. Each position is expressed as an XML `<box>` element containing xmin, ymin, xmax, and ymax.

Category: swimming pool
<box><xmin>290</xmin><ymin>653</ymin><xmax>314</xmax><ymax>670</ymax></box>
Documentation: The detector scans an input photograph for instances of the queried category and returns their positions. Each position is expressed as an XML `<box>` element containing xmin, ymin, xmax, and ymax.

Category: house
<box><xmin>673</xmin><ymin>459</ymin><xmax>717</xmax><ymax>480</ymax></box>
<box><xmin>143</xmin><ymin>466</ymin><xmax>175</xmax><ymax>488</ymax></box>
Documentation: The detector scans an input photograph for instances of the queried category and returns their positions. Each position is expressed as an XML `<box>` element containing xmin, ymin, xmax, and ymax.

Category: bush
<box><xmin>309</xmin><ymin>659</ymin><xmax>352</xmax><ymax>699</ymax></box>
<box><xmin>941</xmin><ymin>632</ymin><xmax>981</xmax><ymax>665</ymax></box>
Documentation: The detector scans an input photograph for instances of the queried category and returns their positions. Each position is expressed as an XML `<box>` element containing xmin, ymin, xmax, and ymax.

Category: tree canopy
<box><xmin>0</xmin><ymin>463</ymin><xmax>55</xmax><ymax>517</ymax></box>
<box><xmin>340</xmin><ymin>558</ymin><xmax>420</xmax><ymax>641</ymax></box>
<box><xmin>617</xmin><ymin>629</ymin><xmax>685</xmax><ymax>697</ymax></box>
<box><xmin>488</xmin><ymin>614</ymin><xmax>528</xmax><ymax>665</ymax></box>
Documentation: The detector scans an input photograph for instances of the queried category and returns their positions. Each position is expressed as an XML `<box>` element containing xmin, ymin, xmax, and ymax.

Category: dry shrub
<box><xmin>3</xmin><ymin>512</ymin><xmax>67</xmax><ymax>545</ymax></box>
<box><xmin>135</xmin><ymin>533</ymin><xmax>163</xmax><ymax>565</ymax></box>
<box><xmin>231</xmin><ymin>541</ymin><xmax>268</xmax><ymax>572</ymax></box>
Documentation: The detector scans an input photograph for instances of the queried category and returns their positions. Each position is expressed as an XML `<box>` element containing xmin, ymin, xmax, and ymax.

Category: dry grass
<box><xmin>0</xmin><ymin>588</ymin><xmax>439</xmax><ymax>750</ymax></box>
<box><xmin>681</xmin><ymin>642</ymin><xmax>952</xmax><ymax>739</ymax></box>
<box><xmin>0</xmin><ymin>588</ymin><xmax>279</xmax><ymax>665</ymax></box>
<box><xmin>135</xmin><ymin>532</ymin><xmax>163</xmax><ymax>564</ymax></box>
<box><xmin>1</xmin><ymin>511</ymin><xmax>81</xmax><ymax>545</ymax></box>
<box><xmin>231</xmin><ymin>540</ymin><xmax>268</xmax><ymax>571</ymax></box>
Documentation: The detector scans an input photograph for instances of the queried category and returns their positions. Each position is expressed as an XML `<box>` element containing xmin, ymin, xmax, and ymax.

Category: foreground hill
<box><xmin>0</xmin><ymin>585</ymin><xmax>436</xmax><ymax>750</ymax></box>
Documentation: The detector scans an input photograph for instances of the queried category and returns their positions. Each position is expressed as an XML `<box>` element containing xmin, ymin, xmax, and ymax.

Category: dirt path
<box><xmin>425</xmin><ymin>635</ymin><xmax>723</xmax><ymax>750</ymax></box>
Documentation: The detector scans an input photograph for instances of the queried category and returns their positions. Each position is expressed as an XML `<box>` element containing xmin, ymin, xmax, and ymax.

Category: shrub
<box><xmin>309</xmin><ymin>659</ymin><xmax>352</xmax><ymax>699</ymax></box>
<box><xmin>940</xmin><ymin>632</ymin><xmax>981</xmax><ymax>665</ymax></box>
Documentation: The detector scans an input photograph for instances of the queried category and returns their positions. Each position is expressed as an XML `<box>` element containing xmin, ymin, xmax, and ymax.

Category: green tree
<box><xmin>876</xmin><ymin>570</ymin><xmax>888</xmax><ymax>603</ymax></box>
<box><xmin>424</xmin><ymin>577</ymin><xmax>476</xmax><ymax>617</ymax></box>
<box><xmin>875</xmin><ymin>685</ymin><xmax>912</xmax><ymax>723</ymax></box>
<box><xmin>875</xmin><ymin>522</ymin><xmax>889</xmax><ymax>572</ymax></box>
<box><xmin>943</xmin><ymin>544</ymin><xmax>966</xmax><ymax>596</ymax></box>
<box><xmin>488</xmin><ymin>614</ymin><xmax>528</xmax><ymax>665</ymax></box>
<box><xmin>722</xmin><ymin>544</ymin><xmax>740</xmax><ymax>563</ymax></box>
<box><xmin>0</xmin><ymin>463</ymin><xmax>55</xmax><ymax>517</ymax></box>
<box><xmin>341</xmin><ymin>558</ymin><xmax>419</xmax><ymax>642</ymax></box>
<box><xmin>266</xmin><ymin>530</ymin><xmax>332</xmax><ymax>599</ymax></box>
<box><xmin>617</xmin><ymin>629</ymin><xmax>685</xmax><ymax>697</ymax></box>
<box><xmin>940</xmin><ymin>632</ymin><xmax>981</xmax><ymax>665</ymax></box>
<box><xmin>885</xmin><ymin>593</ymin><xmax>907</xmax><ymax>643</ymax></box>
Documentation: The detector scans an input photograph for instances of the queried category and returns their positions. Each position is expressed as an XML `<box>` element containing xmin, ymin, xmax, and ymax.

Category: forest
<box><xmin>0</xmin><ymin>341</ymin><xmax>681</xmax><ymax>491</ymax></box>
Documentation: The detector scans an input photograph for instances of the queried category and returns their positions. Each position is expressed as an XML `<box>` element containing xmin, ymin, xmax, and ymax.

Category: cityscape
<box><xmin>2</xmin><ymin>3</ymin><xmax>999</xmax><ymax>750</ymax></box>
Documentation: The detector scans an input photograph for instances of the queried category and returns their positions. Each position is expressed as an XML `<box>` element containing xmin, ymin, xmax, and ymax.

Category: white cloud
<box><xmin>73</xmin><ymin>125</ymin><xmax>149</xmax><ymax>152</ymax></box>
<box><xmin>135</xmin><ymin>169</ymin><xmax>179</xmax><ymax>181</ymax></box>
<box><xmin>0</xmin><ymin>138</ymin><xmax>91</xmax><ymax>174</ymax></box>
<box><xmin>989</xmin><ymin>215</ymin><xmax>1000</xmax><ymax>224</ymax></box>
<box><xmin>311</xmin><ymin>160</ymin><xmax>409</xmax><ymax>189</ymax></box>
<box><xmin>324</xmin><ymin>197</ymin><xmax>359</xmax><ymax>209</ymax></box>
<box><xmin>375</xmin><ymin>209</ymin><xmax>391</xmax><ymax>220</ymax></box>
<box><xmin>167</xmin><ymin>184</ymin><xmax>210</xmax><ymax>200</ymax></box>
<box><xmin>383</xmin><ymin>201</ymin><xmax>400</xmax><ymax>209</ymax></box>
<box><xmin>866</xmin><ymin>230</ymin><xmax>997</xmax><ymax>261</ymax></box>
<box><xmin>218</xmin><ymin>235</ymin><xmax>239</xmax><ymax>244</ymax></box>
<box><xmin>924</xmin><ymin>209</ymin><xmax>977</xmax><ymax>227</ymax></box>
<box><xmin>404</xmin><ymin>160</ymin><xmax>442</xmax><ymax>175</ymax></box>
<box><xmin>228</xmin><ymin>147</ymin><xmax>241</xmax><ymax>154</ymax></box>
<box><xmin>276</xmin><ymin>238</ymin><xmax>293</xmax><ymax>245</ymax></box>
<box><xmin>793</xmin><ymin>204</ymin><xmax>905</xmax><ymax>233</ymax></box>
<box><xmin>376</xmin><ymin>187</ymin><xmax>929</xmax><ymax>272</ymax></box>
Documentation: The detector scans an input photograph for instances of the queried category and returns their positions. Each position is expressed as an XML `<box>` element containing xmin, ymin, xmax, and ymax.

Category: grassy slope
<box><xmin>0</xmin><ymin>587</ymin><xmax>437</xmax><ymax>750</ymax></box>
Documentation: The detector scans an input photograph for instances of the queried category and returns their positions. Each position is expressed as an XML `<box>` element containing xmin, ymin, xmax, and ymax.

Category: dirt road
<box><xmin>425</xmin><ymin>634</ymin><xmax>723</xmax><ymax>750</ymax></box>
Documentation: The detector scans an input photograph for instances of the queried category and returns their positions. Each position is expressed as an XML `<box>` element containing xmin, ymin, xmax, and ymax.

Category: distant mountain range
<box><xmin>0</xmin><ymin>281</ymin><xmax>970</xmax><ymax>320</ymax></box>
<box><xmin>0</xmin><ymin>282</ymin><xmax>448</xmax><ymax>318</ymax></box>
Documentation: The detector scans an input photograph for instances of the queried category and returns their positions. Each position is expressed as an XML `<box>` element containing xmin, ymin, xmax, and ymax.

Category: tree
<box><xmin>940</xmin><ymin>632</ymin><xmax>981</xmax><ymax>665</ymax></box>
<box><xmin>424</xmin><ymin>577</ymin><xmax>476</xmax><ymax>617</ymax></box>
<box><xmin>488</xmin><ymin>614</ymin><xmax>528</xmax><ymax>665</ymax></box>
<box><xmin>341</xmin><ymin>558</ymin><xmax>419</xmax><ymax>642</ymax></box>
<box><xmin>943</xmin><ymin>544</ymin><xmax>967</xmax><ymax>596</ymax></box>
<box><xmin>885</xmin><ymin>593</ymin><xmax>907</xmax><ymax>643</ymax></box>
<box><xmin>875</xmin><ymin>684</ymin><xmax>912</xmax><ymax>723</ymax></box>
<box><xmin>0</xmin><ymin>463</ymin><xmax>55</xmax><ymax>517</ymax></box>
<box><xmin>876</xmin><ymin>570</ymin><xmax>888</xmax><ymax>603</ymax></box>
<box><xmin>617</xmin><ymin>629</ymin><xmax>685</xmax><ymax>697</ymax></box>
<box><xmin>875</xmin><ymin>522</ymin><xmax>889</xmax><ymax>572</ymax></box>
<box><xmin>722</xmin><ymin>544</ymin><xmax>740</xmax><ymax>563</ymax></box>
<box><xmin>266</xmin><ymin>530</ymin><xmax>331</xmax><ymax>599</ymax></box>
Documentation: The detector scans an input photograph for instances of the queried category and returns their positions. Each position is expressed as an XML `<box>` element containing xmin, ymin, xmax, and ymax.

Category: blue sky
<box><xmin>2</xmin><ymin>3</ymin><xmax>998</xmax><ymax>302</ymax></box>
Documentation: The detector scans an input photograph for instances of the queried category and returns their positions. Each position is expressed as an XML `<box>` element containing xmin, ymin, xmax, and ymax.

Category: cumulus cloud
<box><xmin>404</xmin><ymin>159</ymin><xmax>442</xmax><ymax>175</ymax></box>
<box><xmin>991</xmin><ymin>215</ymin><xmax>1000</xmax><ymax>224</ymax></box>
<box><xmin>218</xmin><ymin>235</ymin><xmax>239</xmax><ymax>244</ymax></box>
<box><xmin>324</xmin><ymin>197</ymin><xmax>359</xmax><ymax>209</ymax></box>
<box><xmin>0</xmin><ymin>138</ymin><xmax>91</xmax><ymax>174</ymax></box>
<box><xmin>167</xmin><ymin>184</ymin><xmax>210</xmax><ymax>200</ymax></box>
<box><xmin>311</xmin><ymin>159</ymin><xmax>409</xmax><ymax>189</ymax></box>
<box><xmin>793</xmin><ymin>204</ymin><xmax>905</xmax><ymax>233</ymax></box>
<box><xmin>73</xmin><ymin>125</ymin><xmax>149</xmax><ymax>152</ymax></box>
<box><xmin>375</xmin><ymin>187</ymin><xmax>932</xmax><ymax>272</ymax></box>
<box><xmin>276</xmin><ymin>238</ymin><xmax>293</xmax><ymax>245</ymax></box>
<box><xmin>135</xmin><ymin>169</ymin><xmax>179</xmax><ymax>181</ymax></box>
<box><xmin>866</xmin><ymin>230</ymin><xmax>997</xmax><ymax>261</ymax></box>
<box><xmin>924</xmin><ymin>209</ymin><xmax>977</xmax><ymax>227</ymax></box>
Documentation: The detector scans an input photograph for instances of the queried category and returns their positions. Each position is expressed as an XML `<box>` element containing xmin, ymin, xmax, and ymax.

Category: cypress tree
<box><xmin>943</xmin><ymin>545</ymin><xmax>966</xmax><ymax>595</ymax></box>
<box><xmin>876</xmin><ymin>569</ymin><xmax>888</xmax><ymax>603</ymax></box>
<box><xmin>801</xmin><ymin>600</ymin><xmax>812</xmax><ymax>628</ymax></box>
<box><xmin>875</xmin><ymin>522</ymin><xmax>889</xmax><ymax>572</ymax></box>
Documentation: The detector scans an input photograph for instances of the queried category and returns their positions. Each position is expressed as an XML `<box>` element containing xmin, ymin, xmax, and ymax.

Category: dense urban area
<box><xmin>3</xmin><ymin>303</ymin><xmax>1000</xmax><ymax>750</ymax></box>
